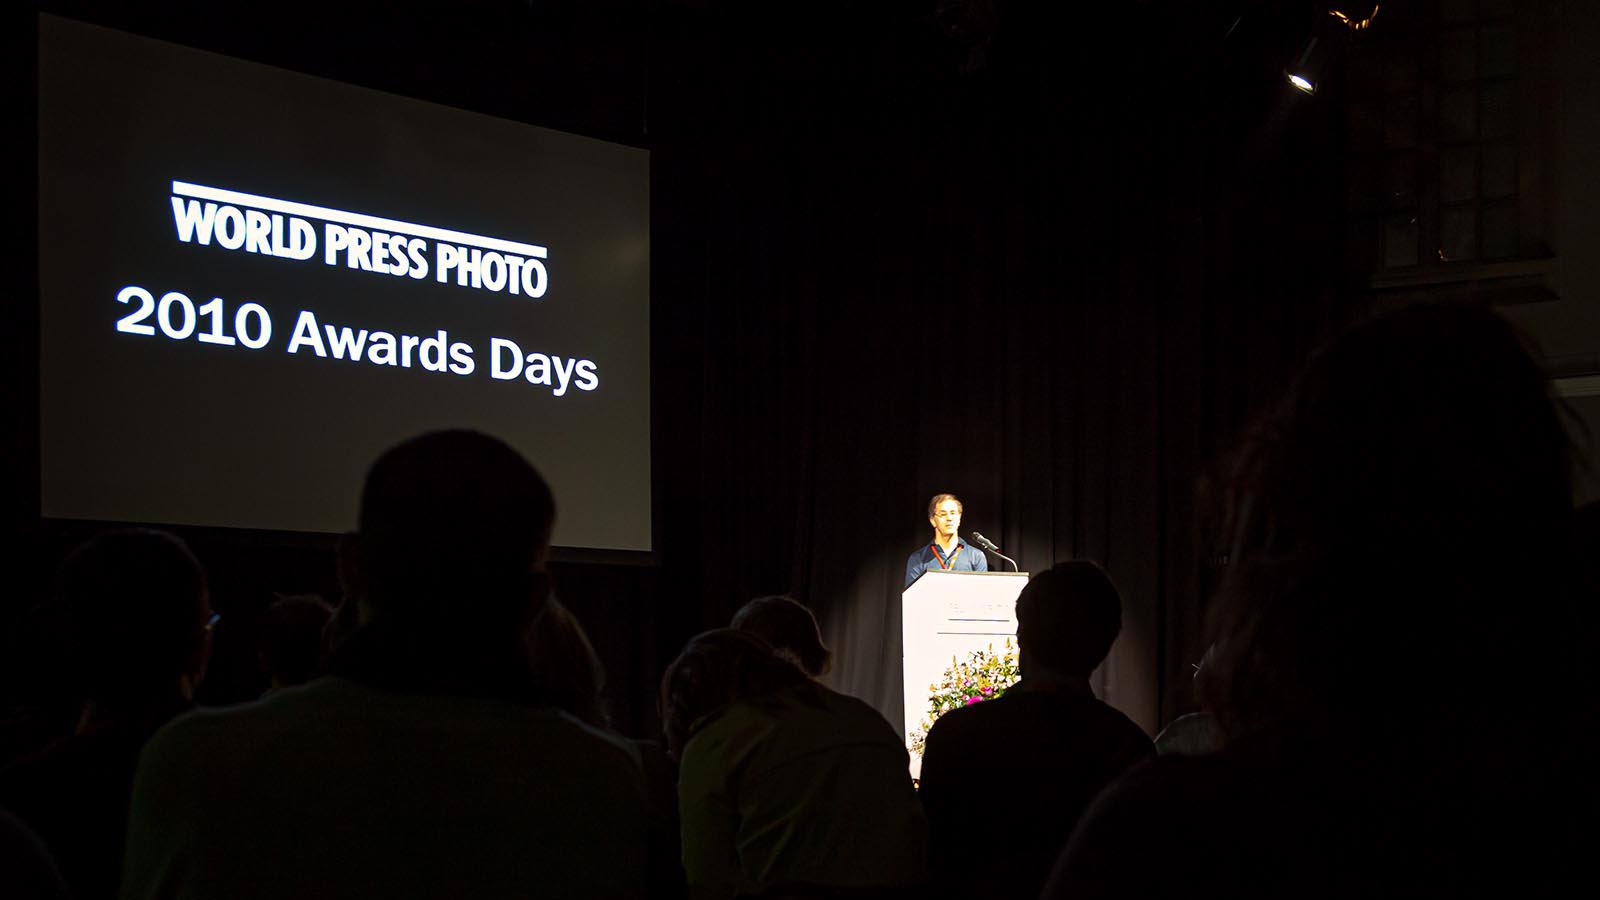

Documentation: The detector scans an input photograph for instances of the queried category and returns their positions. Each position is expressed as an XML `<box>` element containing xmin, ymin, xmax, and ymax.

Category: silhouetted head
<box><xmin>1014</xmin><ymin>560</ymin><xmax>1122</xmax><ymax>679</ymax></box>
<box><xmin>1203</xmin><ymin>303</ymin><xmax>1576</xmax><ymax>750</ymax></box>
<box><xmin>527</xmin><ymin>598</ymin><xmax>609</xmax><ymax>729</ymax></box>
<box><xmin>256</xmin><ymin>594</ymin><xmax>333</xmax><ymax>688</ymax></box>
<box><xmin>730</xmin><ymin>595</ymin><xmax>832</xmax><ymax>677</ymax></box>
<box><xmin>659</xmin><ymin>629</ymin><xmax>808</xmax><ymax>759</ymax></box>
<box><xmin>58</xmin><ymin>529</ymin><xmax>210</xmax><ymax>707</ymax></box>
<box><xmin>341</xmin><ymin>430</ymin><xmax>555</xmax><ymax>637</ymax></box>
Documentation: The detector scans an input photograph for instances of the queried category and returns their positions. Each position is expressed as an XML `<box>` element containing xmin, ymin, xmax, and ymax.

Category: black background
<box><xmin>6</xmin><ymin>0</ymin><xmax>1361</xmax><ymax>743</ymax></box>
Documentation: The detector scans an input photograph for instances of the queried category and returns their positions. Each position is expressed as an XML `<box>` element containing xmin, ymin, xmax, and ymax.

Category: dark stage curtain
<box><xmin>3</xmin><ymin>3</ymin><xmax>1361</xmax><ymax>744</ymax></box>
<box><xmin>645</xmin><ymin>4</ymin><xmax>1359</xmax><ymax>736</ymax></box>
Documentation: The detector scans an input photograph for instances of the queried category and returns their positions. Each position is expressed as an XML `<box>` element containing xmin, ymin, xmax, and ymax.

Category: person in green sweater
<box><xmin>662</xmin><ymin>629</ymin><xmax>927</xmax><ymax>900</ymax></box>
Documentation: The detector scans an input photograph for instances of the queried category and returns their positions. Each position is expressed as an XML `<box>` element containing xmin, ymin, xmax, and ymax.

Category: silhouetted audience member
<box><xmin>0</xmin><ymin>529</ymin><xmax>209</xmax><ymax>900</ymax></box>
<box><xmin>1152</xmin><ymin>711</ymin><xmax>1220</xmax><ymax>756</ymax></box>
<box><xmin>916</xmin><ymin>561</ymin><xmax>1150</xmax><ymax>900</ymax></box>
<box><xmin>662</xmin><ymin>629</ymin><xmax>927</xmax><ymax>899</ymax></box>
<box><xmin>632</xmin><ymin>733</ymin><xmax>690</xmax><ymax>900</ymax></box>
<box><xmin>528</xmin><ymin>597</ymin><xmax>610</xmax><ymax>729</ymax></box>
<box><xmin>0</xmin><ymin>809</ymin><xmax>70</xmax><ymax>900</ymax></box>
<box><xmin>729</xmin><ymin>595</ymin><xmax>833</xmax><ymax>677</ymax></box>
<box><xmin>319</xmin><ymin>591</ymin><xmax>361</xmax><ymax>665</ymax></box>
<box><xmin>1043</xmin><ymin>304</ymin><xmax>1597</xmax><ymax>898</ymax></box>
<box><xmin>1154</xmin><ymin>646</ymin><xmax>1221</xmax><ymax>756</ymax></box>
<box><xmin>254</xmin><ymin>594</ymin><xmax>332</xmax><ymax>693</ymax></box>
<box><xmin>526</xmin><ymin>596</ymin><xmax>687</xmax><ymax>896</ymax></box>
<box><xmin>1569</xmin><ymin>500</ymin><xmax>1600</xmax><ymax>688</ymax></box>
<box><xmin>121</xmin><ymin>431</ymin><xmax>654</xmax><ymax>900</ymax></box>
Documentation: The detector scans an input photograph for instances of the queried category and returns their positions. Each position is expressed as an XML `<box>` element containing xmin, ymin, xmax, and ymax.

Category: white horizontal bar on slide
<box><xmin>171</xmin><ymin>181</ymin><xmax>547</xmax><ymax>259</ymax></box>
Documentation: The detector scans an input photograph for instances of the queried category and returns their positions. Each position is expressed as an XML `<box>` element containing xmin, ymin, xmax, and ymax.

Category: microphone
<box><xmin>968</xmin><ymin>532</ymin><xmax>1019</xmax><ymax>572</ymax></box>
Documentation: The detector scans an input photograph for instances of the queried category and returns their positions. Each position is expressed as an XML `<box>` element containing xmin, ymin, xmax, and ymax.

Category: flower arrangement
<box><xmin>907</xmin><ymin>639</ymin><xmax>1020</xmax><ymax>758</ymax></box>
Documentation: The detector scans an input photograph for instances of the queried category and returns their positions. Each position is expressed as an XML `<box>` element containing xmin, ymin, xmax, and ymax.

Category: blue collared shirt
<box><xmin>905</xmin><ymin>538</ymin><xmax>989</xmax><ymax>588</ymax></box>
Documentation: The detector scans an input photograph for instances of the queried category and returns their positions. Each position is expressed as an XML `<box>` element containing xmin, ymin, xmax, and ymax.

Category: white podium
<box><xmin>901</xmin><ymin>570</ymin><xmax>1029</xmax><ymax>777</ymax></box>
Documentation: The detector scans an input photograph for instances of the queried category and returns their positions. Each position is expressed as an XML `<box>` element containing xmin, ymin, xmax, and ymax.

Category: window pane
<box><xmin>1385</xmin><ymin>155</ymin><xmax>1417</xmax><ymax>210</ymax></box>
<box><xmin>1482</xmin><ymin>204</ymin><xmax>1519</xmax><ymax>259</ymax></box>
<box><xmin>1482</xmin><ymin>144</ymin><xmax>1518</xmax><ymax>199</ymax></box>
<box><xmin>1385</xmin><ymin>54</ymin><xmax>1419</xmax><ymax>94</ymax></box>
<box><xmin>1350</xmin><ymin>156</ymin><xmax>1382</xmax><ymax>212</ymax></box>
<box><xmin>1348</xmin><ymin>102</ymin><xmax>1383</xmax><ymax>152</ymax></box>
<box><xmin>1441</xmin><ymin>0</ymin><xmax>1479</xmax><ymax>24</ymax></box>
<box><xmin>1385</xmin><ymin>96</ymin><xmax>1418</xmax><ymax>148</ymax></box>
<box><xmin>1440</xmin><ymin>148</ymin><xmax>1479</xmax><ymax>203</ymax></box>
<box><xmin>1349</xmin><ymin>220</ymin><xmax>1379</xmax><ymax>273</ymax></box>
<box><xmin>1481</xmin><ymin>25</ymin><xmax>1517</xmax><ymax>77</ymax></box>
<box><xmin>1349</xmin><ymin>53</ymin><xmax>1384</xmax><ymax>96</ymax></box>
<box><xmin>1384</xmin><ymin>215</ymin><xmax>1419</xmax><ymax>268</ymax></box>
<box><xmin>1481</xmin><ymin>82</ymin><xmax>1515</xmax><ymax>139</ymax></box>
<box><xmin>1482</xmin><ymin>0</ymin><xmax>1515</xmax><ymax>19</ymax></box>
<box><xmin>1439</xmin><ymin>87</ymin><xmax>1478</xmax><ymax>142</ymax></box>
<box><xmin>1439</xmin><ymin>206</ymin><xmax>1479</xmax><ymax>262</ymax></box>
<box><xmin>1439</xmin><ymin>29</ymin><xmax>1478</xmax><ymax>83</ymax></box>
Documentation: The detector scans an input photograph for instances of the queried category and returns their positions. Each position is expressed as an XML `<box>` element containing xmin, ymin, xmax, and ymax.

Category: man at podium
<box><xmin>904</xmin><ymin>493</ymin><xmax>988</xmax><ymax>588</ymax></box>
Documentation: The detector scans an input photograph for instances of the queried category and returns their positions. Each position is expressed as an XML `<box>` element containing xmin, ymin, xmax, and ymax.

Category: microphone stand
<box><xmin>970</xmin><ymin>532</ymin><xmax>1019</xmax><ymax>572</ymax></box>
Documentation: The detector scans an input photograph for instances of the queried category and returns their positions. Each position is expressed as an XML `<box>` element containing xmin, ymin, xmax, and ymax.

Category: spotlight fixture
<box><xmin>1285</xmin><ymin>36</ymin><xmax>1324</xmax><ymax>94</ymax></box>
<box><xmin>1329</xmin><ymin>4</ymin><xmax>1381</xmax><ymax>31</ymax></box>
<box><xmin>1284</xmin><ymin>4</ymin><xmax>1378</xmax><ymax>96</ymax></box>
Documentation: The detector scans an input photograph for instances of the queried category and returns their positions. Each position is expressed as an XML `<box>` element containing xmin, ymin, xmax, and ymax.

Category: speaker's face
<box><xmin>930</xmin><ymin>500</ymin><xmax>963</xmax><ymax>540</ymax></box>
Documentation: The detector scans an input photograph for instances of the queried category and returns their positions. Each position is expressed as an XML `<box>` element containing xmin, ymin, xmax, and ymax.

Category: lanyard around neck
<box><xmin>931</xmin><ymin>542</ymin><xmax>960</xmax><ymax>570</ymax></box>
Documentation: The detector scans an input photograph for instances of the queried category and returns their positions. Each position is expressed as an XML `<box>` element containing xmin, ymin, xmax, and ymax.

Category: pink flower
<box><xmin>966</xmin><ymin>696</ymin><xmax>982</xmax><ymax>705</ymax></box>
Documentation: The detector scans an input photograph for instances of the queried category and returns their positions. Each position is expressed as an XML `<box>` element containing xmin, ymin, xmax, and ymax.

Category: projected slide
<box><xmin>37</xmin><ymin>16</ymin><xmax>651</xmax><ymax>550</ymax></box>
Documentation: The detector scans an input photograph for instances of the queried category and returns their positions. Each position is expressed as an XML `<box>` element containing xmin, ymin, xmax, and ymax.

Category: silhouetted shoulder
<box><xmin>814</xmin><ymin>682</ymin><xmax>909</xmax><ymax>740</ymax></box>
<box><xmin>1040</xmin><ymin>754</ymin><xmax>1243</xmax><ymax>900</ymax></box>
<box><xmin>146</xmin><ymin>676</ymin><xmax>639</xmax><ymax>769</ymax></box>
<box><xmin>0</xmin><ymin>810</ymin><xmax>68</xmax><ymax>900</ymax></box>
<box><xmin>126</xmin><ymin>677</ymin><xmax>651</xmax><ymax>900</ymax></box>
<box><xmin>689</xmin><ymin>679</ymin><xmax>904</xmax><ymax>761</ymax></box>
<box><xmin>926</xmin><ymin>689</ymin><xmax>1148</xmax><ymax>760</ymax></box>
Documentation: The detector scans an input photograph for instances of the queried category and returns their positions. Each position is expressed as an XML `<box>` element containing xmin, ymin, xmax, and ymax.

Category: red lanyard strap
<box><xmin>931</xmin><ymin>543</ymin><xmax>959</xmax><ymax>570</ymax></box>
